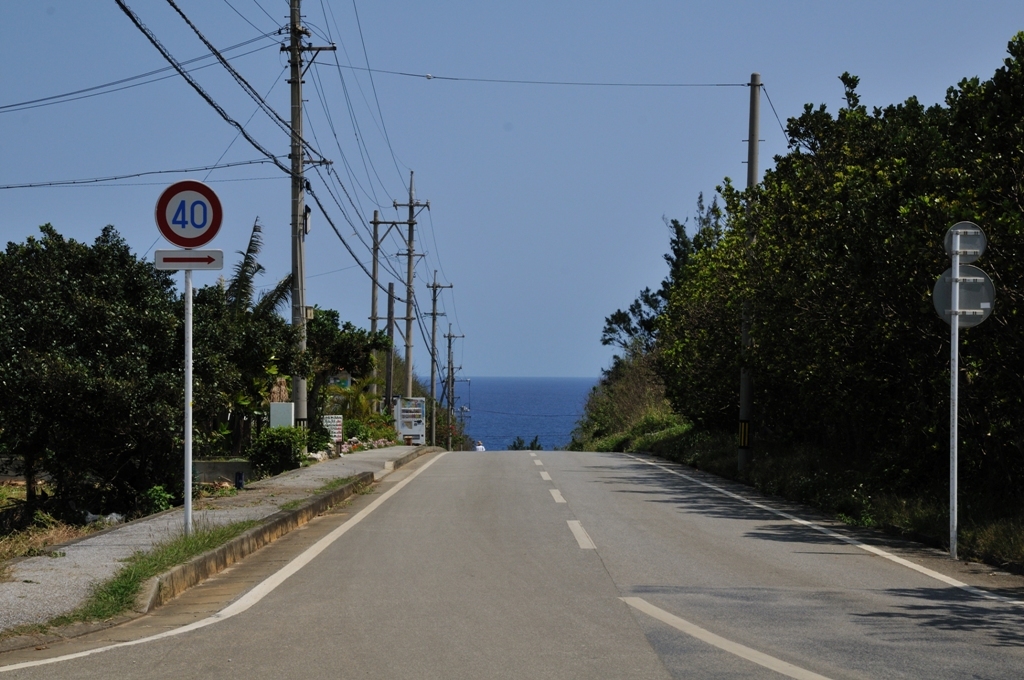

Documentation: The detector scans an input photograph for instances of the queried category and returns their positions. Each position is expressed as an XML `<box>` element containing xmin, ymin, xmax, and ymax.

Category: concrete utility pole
<box><xmin>370</xmin><ymin>210</ymin><xmax>382</xmax><ymax>402</ymax></box>
<box><xmin>445</xmin><ymin>324</ymin><xmax>463</xmax><ymax>450</ymax></box>
<box><xmin>427</xmin><ymin>271</ymin><xmax>452</xmax><ymax>446</ymax></box>
<box><xmin>393</xmin><ymin>171</ymin><xmax>429</xmax><ymax>398</ymax></box>
<box><xmin>370</xmin><ymin>210</ymin><xmax>381</xmax><ymax>335</ymax></box>
<box><xmin>738</xmin><ymin>72</ymin><xmax>761</xmax><ymax>471</ymax></box>
<box><xmin>285</xmin><ymin>0</ymin><xmax>334</xmax><ymax>428</ymax></box>
<box><xmin>385</xmin><ymin>282</ymin><xmax>395</xmax><ymax>412</ymax></box>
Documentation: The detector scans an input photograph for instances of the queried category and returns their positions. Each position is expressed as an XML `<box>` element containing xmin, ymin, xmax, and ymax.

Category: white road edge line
<box><xmin>0</xmin><ymin>451</ymin><xmax>451</xmax><ymax>673</ymax></box>
<box><xmin>550</xmin><ymin>489</ymin><xmax>567</xmax><ymax>504</ymax></box>
<box><xmin>622</xmin><ymin>597</ymin><xmax>832</xmax><ymax>680</ymax></box>
<box><xmin>623</xmin><ymin>453</ymin><xmax>1024</xmax><ymax>608</ymax></box>
<box><xmin>540</xmin><ymin>471</ymin><xmax>552</xmax><ymax>481</ymax></box>
<box><xmin>567</xmin><ymin>520</ymin><xmax>596</xmax><ymax>549</ymax></box>
<box><xmin>534</xmin><ymin>460</ymin><xmax>544</xmax><ymax>466</ymax></box>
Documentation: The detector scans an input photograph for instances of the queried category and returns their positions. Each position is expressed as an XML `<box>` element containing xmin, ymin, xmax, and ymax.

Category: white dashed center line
<box><xmin>567</xmin><ymin>520</ymin><xmax>596</xmax><ymax>549</ymax></box>
<box><xmin>534</xmin><ymin>459</ymin><xmax>543</xmax><ymax>466</ymax></box>
<box><xmin>550</xmin><ymin>489</ymin><xmax>566</xmax><ymax>503</ymax></box>
<box><xmin>540</xmin><ymin>471</ymin><xmax>551</xmax><ymax>481</ymax></box>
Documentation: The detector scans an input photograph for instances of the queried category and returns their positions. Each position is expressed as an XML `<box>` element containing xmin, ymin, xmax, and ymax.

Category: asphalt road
<box><xmin>3</xmin><ymin>450</ymin><xmax>1023</xmax><ymax>678</ymax></box>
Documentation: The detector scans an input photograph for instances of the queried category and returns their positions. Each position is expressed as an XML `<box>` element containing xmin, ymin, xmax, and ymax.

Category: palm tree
<box><xmin>221</xmin><ymin>219</ymin><xmax>293</xmax><ymax>455</ymax></box>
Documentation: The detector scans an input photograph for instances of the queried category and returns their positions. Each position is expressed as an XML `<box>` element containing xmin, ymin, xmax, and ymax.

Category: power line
<box><xmin>250</xmin><ymin>0</ymin><xmax>278</xmax><ymax>25</ymax></box>
<box><xmin>0</xmin><ymin>158</ymin><xmax>283</xmax><ymax>190</ymax></box>
<box><xmin>204</xmin><ymin>67</ymin><xmax>288</xmax><ymax>181</ymax></box>
<box><xmin>221</xmin><ymin>0</ymin><xmax>275</xmax><ymax>34</ymax></box>
<box><xmin>350</xmin><ymin>0</ymin><xmax>407</xmax><ymax>189</ymax></box>
<box><xmin>316</xmin><ymin>1</ymin><xmax>399</xmax><ymax>204</ymax></box>
<box><xmin>332</xmin><ymin>65</ymin><xmax>749</xmax><ymax>88</ymax></box>
<box><xmin>0</xmin><ymin>38</ymin><xmax>277</xmax><ymax>114</ymax></box>
<box><xmin>305</xmin><ymin>180</ymin><xmax>406</xmax><ymax>302</ymax></box>
<box><xmin>761</xmin><ymin>84</ymin><xmax>790</xmax><ymax>144</ymax></box>
<box><xmin>115</xmin><ymin>0</ymin><xmax>292</xmax><ymax>178</ymax></box>
<box><xmin>163</xmin><ymin>0</ymin><xmax>325</xmax><ymax>162</ymax></box>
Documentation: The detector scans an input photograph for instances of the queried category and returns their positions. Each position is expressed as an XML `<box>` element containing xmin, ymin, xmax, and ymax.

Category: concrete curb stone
<box><xmin>0</xmin><ymin>445</ymin><xmax>444</xmax><ymax>654</ymax></box>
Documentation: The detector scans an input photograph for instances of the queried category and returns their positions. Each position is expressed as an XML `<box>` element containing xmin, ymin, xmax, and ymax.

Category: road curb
<box><xmin>136</xmin><ymin>444</ymin><xmax>444</xmax><ymax>613</ymax></box>
<box><xmin>133</xmin><ymin>470</ymin><xmax>375</xmax><ymax>614</ymax></box>
<box><xmin>0</xmin><ymin>445</ymin><xmax>444</xmax><ymax>654</ymax></box>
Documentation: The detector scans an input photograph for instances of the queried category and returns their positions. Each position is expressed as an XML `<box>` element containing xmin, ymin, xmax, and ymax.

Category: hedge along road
<box><xmin>3</xmin><ymin>450</ymin><xmax>1024</xmax><ymax>679</ymax></box>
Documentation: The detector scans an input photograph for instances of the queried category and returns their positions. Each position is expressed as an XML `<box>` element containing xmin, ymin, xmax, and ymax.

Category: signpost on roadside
<box><xmin>154</xmin><ymin>180</ymin><xmax>224</xmax><ymax>535</ymax></box>
<box><xmin>932</xmin><ymin>221</ymin><xmax>993</xmax><ymax>560</ymax></box>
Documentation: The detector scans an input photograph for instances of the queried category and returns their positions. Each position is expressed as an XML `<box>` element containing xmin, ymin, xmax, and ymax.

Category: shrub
<box><xmin>247</xmin><ymin>427</ymin><xmax>306</xmax><ymax>477</ymax></box>
<box><xmin>307</xmin><ymin>426</ymin><xmax>332</xmax><ymax>453</ymax></box>
<box><xmin>344</xmin><ymin>419</ymin><xmax>369</xmax><ymax>442</ymax></box>
<box><xmin>142</xmin><ymin>485</ymin><xmax>174</xmax><ymax>514</ymax></box>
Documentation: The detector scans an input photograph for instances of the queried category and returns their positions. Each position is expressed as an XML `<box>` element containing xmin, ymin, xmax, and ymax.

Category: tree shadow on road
<box><xmin>852</xmin><ymin>587</ymin><xmax>1024</xmax><ymax>648</ymax></box>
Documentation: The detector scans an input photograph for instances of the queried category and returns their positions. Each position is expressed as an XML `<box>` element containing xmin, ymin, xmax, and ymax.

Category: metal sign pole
<box><xmin>933</xmin><ymin>221</ymin><xmax>992</xmax><ymax>562</ymax></box>
<box><xmin>184</xmin><ymin>269</ymin><xmax>193</xmax><ymax>536</ymax></box>
<box><xmin>949</xmin><ymin>231</ymin><xmax>959</xmax><ymax>560</ymax></box>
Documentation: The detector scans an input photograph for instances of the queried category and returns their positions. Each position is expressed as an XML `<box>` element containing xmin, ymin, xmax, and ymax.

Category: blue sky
<box><xmin>2</xmin><ymin>2</ymin><xmax>1023</xmax><ymax>378</ymax></box>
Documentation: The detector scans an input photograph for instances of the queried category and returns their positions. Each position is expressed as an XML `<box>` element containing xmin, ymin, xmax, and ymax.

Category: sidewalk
<box><xmin>0</xmin><ymin>445</ymin><xmax>441</xmax><ymax>636</ymax></box>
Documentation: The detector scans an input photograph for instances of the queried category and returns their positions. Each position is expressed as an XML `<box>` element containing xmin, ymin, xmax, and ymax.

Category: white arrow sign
<box><xmin>154</xmin><ymin>249</ymin><xmax>223</xmax><ymax>271</ymax></box>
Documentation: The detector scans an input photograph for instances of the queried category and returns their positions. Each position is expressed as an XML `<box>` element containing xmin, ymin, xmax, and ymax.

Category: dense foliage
<box><xmin>581</xmin><ymin>34</ymin><xmax>1024</xmax><ymax>542</ymax></box>
<box><xmin>247</xmin><ymin>426</ymin><xmax>307</xmax><ymax>477</ymax></box>
<box><xmin>0</xmin><ymin>221</ymin><xmax>390</xmax><ymax>522</ymax></box>
<box><xmin>0</xmin><ymin>226</ymin><xmax>181</xmax><ymax>517</ymax></box>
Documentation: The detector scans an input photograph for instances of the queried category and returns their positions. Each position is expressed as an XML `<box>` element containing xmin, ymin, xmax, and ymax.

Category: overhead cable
<box><xmin>333</xmin><ymin>65</ymin><xmax>749</xmax><ymax>88</ymax></box>
<box><xmin>114</xmin><ymin>0</ymin><xmax>292</xmax><ymax>178</ymax></box>
<box><xmin>305</xmin><ymin>182</ymin><xmax>407</xmax><ymax>303</ymax></box>
<box><xmin>0</xmin><ymin>36</ymin><xmax>276</xmax><ymax>114</ymax></box>
<box><xmin>761</xmin><ymin>85</ymin><xmax>790</xmax><ymax>144</ymax></box>
<box><xmin>0</xmin><ymin>158</ymin><xmax>283</xmax><ymax>190</ymax></box>
<box><xmin>163</xmin><ymin>0</ymin><xmax>325</xmax><ymax>163</ymax></box>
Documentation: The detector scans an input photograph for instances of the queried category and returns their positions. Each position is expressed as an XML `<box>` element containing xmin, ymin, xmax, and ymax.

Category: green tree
<box><xmin>189</xmin><ymin>221</ymin><xmax>296</xmax><ymax>458</ymax></box>
<box><xmin>0</xmin><ymin>226</ymin><xmax>180</xmax><ymax>518</ymax></box>
<box><xmin>304</xmin><ymin>307</ymin><xmax>389</xmax><ymax>436</ymax></box>
<box><xmin>656</xmin><ymin>33</ymin><xmax>1024</xmax><ymax>514</ymax></box>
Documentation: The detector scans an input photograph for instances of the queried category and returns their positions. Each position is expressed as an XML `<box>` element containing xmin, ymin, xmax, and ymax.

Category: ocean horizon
<box><xmin>450</xmin><ymin>376</ymin><xmax>598</xmax><ymax>451</ymax></box>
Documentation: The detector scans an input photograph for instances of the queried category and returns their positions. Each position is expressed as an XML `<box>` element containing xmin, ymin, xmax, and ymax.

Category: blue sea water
<box><xmin>452</xmin><ymin>377</ymin><xmax>598</xmax><ymax>451</ymax></box>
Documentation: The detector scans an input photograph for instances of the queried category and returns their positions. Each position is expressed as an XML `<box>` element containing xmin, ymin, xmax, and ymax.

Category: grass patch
<box><xmin>278</xmin><ymin>499</ymin><xmax>303</xmax><ymax>511</ymax></box>
<box><xmin>315</xmin><ymin>476</ymin><xmax>355</xmax><ymax>495</ymax></box>
<box><xmin>0</xmin><ymin>483</ymin><xmax>27</xmax><ymax>510</ymax></box>
<box><xmin>50</xmin><ymin>519</ymin><xmax>259</xmax><ymax>626</ymax></box>
<box><xmin>0</xmin><ymin>511</ymin><xmax>98</xmax><ymax>563</ymax></box>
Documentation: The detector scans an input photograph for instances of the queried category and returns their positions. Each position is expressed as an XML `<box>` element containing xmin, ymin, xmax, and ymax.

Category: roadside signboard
<box><xmin>154</xmin><ymin>249</ymin><xmax>224</xmax><ymax>271</ymax></box>
<box><xmin>155</xmin><ymin>180</ymin><xmax>223</xmax><ymax>249</ymax></box>
<box><xmin>322</xmin><ymin>415</ymin><xmax>344</xmax><ymax>442</ymax></box>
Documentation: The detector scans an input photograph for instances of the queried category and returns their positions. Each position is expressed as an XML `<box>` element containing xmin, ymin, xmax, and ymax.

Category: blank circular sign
<box><xmin>932</xmin><ymin>264</ymin><xmax>995</xmax><ymax>328</ymax></box>
<box><xmin>943</xmin><ymin>221</ymin><xmax>986</xmax><ymax>264</ymax></box>
<box><xmin>156</xmin><ymin>180</ymin><xmax>223</xmax><ymax>249</ymax></box>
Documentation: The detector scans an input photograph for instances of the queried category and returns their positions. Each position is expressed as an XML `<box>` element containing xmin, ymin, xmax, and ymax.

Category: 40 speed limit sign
<box><xmin>155</xmin><ymin>180</ymin><xmax>223</xmax><ymax>248</ymax></box>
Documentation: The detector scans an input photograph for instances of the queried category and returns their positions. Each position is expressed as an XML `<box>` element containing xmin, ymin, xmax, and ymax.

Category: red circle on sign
<box><xmin>155</xmin><ymin>180</ymin><xmax>223</xmax><ymax>249</ymax></box>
